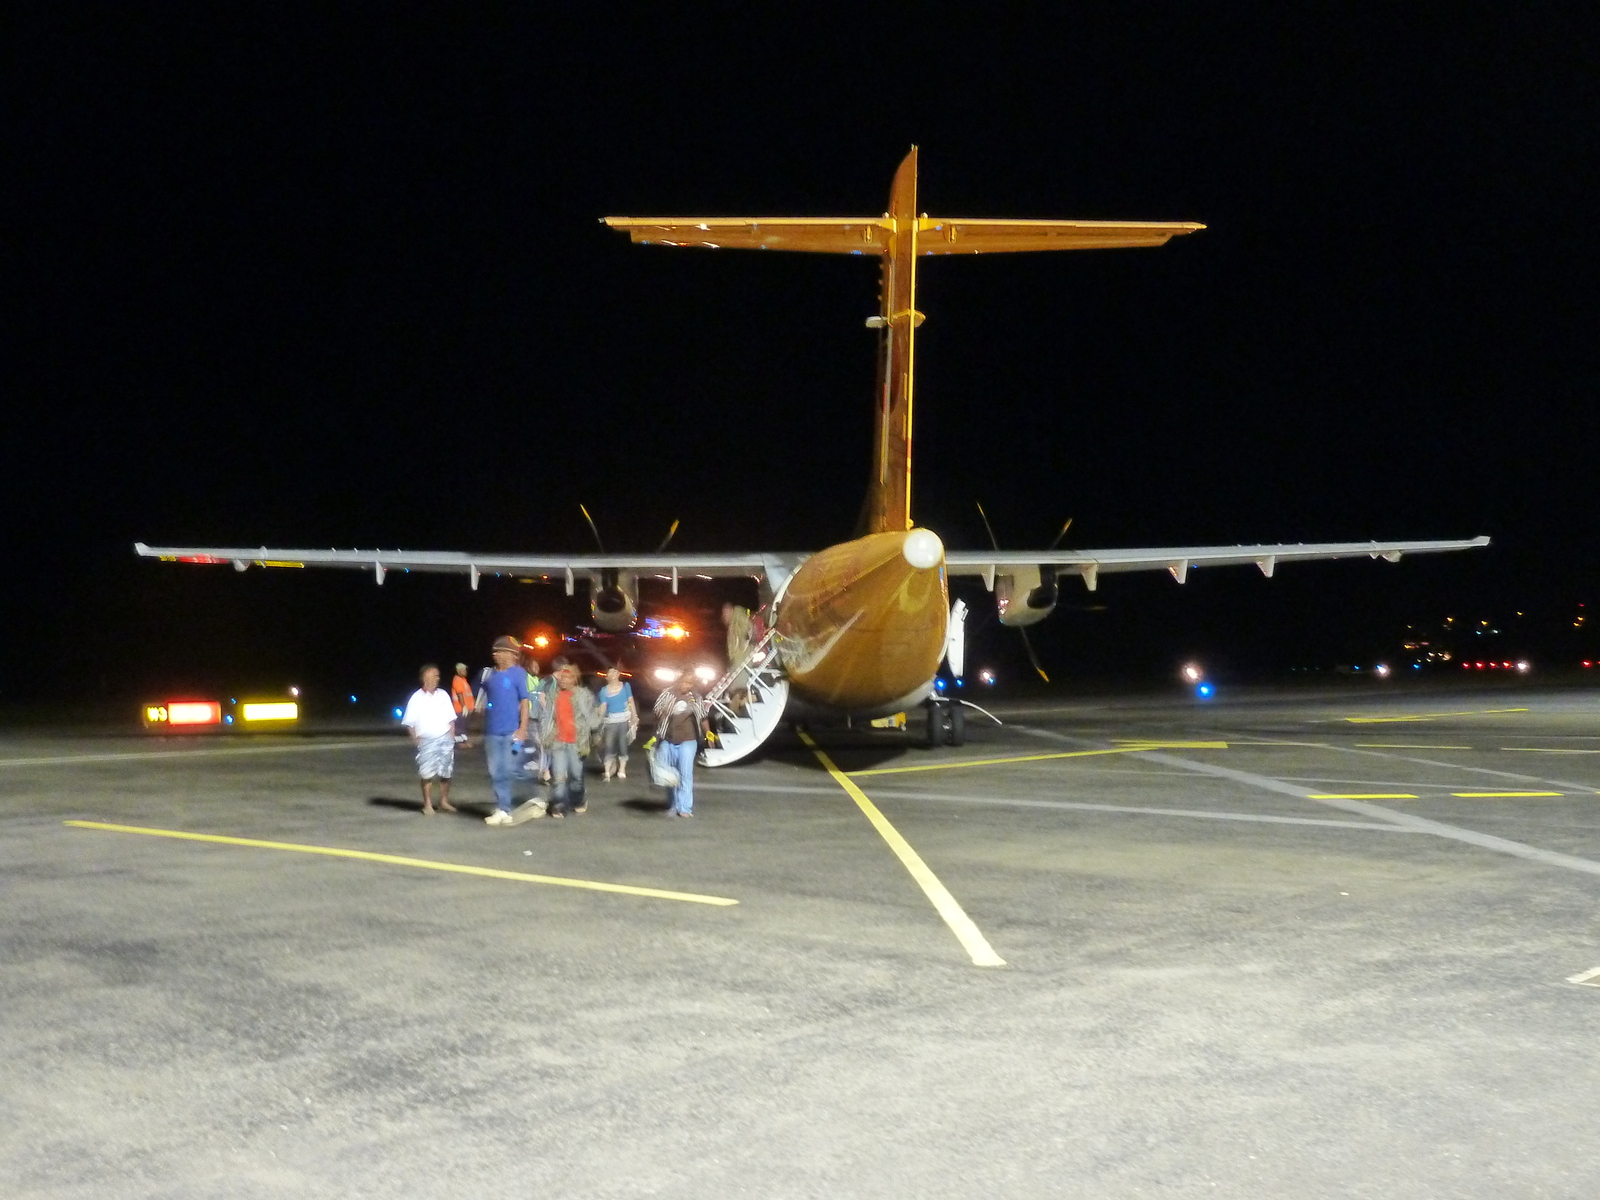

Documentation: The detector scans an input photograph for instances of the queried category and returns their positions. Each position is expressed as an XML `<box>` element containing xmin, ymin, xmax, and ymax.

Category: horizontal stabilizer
<box><xmin>603</xmin><ymin>215</ymin><xmax>1203</xmax><ymax>256</ymax></box>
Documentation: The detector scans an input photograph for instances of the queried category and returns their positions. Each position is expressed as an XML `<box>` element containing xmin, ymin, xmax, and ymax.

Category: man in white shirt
<box><xmin>402</xmin><ymin>664</ymin><xmax>460</xmax><ymax>815</ymax></box>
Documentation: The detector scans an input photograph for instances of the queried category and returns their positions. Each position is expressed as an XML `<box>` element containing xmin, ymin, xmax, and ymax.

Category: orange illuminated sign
<box><xmin>168</xmin><ymin>702</ymin><xmax>223</xmax><ymax>725</ymax></box>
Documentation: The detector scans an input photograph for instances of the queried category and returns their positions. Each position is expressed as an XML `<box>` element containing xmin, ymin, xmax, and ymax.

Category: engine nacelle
<box><xmin>996</xmin><ymin>565</ymin><xmax>1058</xmax><ymax>627</ymax></box>
<box><xmin>589</xmin><ymin>569</ymin><xmax>638</xmax><ymax>632</ymax></box>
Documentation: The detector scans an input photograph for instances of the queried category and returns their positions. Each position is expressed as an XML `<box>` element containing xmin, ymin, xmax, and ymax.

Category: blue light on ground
<box><xmin>1196</xmin><ymin>683</ymin><xmax>1215</xmax><ymax>699</ymax></box>
<box><xmin>223</xmin><ymin>714</ymin><xmax>234</xmax><ymax>724</ymax></box>
<box><xmin>349</xmin><ymin>695</ymin><xmax>358</xmax><ymax>703</ymax></box>
<box><xmin>392</xmin><ymin>708</ymin><xmax>403</xmax><ymax>719</ymax></box>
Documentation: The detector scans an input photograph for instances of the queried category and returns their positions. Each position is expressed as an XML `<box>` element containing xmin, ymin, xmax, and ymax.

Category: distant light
<box><xmin>241</xmin><ymin>702</ymin><xmax>298</xmax><ymax>722</ymax></box>
<box><xmin>349</xmin><ymin>695</ymin><xmax>358</xmax><ymax>703</ymax></box>
<box><xmin>1196</xmin><ymin>683</ymin><xmax>1215</xmax><ymax>699</ymax></box>
<box><xmin>653</xmin><ymin>667</ymin><xmax>681</xmax><ymax>683</ymax></box>
<box><xmin>934</xmin><ymin>677</ymin><xmax>947</xmax><ymax>692</ymax></box>
<box><xmin>955</xmin><ymin>678</ymin><xmax>965</xmax><ymax>687</ymax></box>
<box><xmin>665</xmin><ymin>626</ymin><xmax>688</xmax><ymax>641</ymax></box>
<box><xmin>289</xmin><ymin>686</ymin><xmax>300</xmax><ymax>697</ymax></box>
<box><xmin>393</xmin><ymin>707</ymin><xmax>403</xmax><ymax>719</ymax></box>
<box><xmin>1585</xmin><ymin>661</ymin><xmax>1593</xmax><ymax>668</ymax></box>
<box><xmin>533</xmin><ymin>635</ymin><xmax>550</xmax><ymax>648</ymax></box>
<box><xmin>1181</xmin><ymin>663</ymin><xmax>1203</xmax><ymax>683</ymax></box>
<box><xmin>1516</xmin><ymin>661</ymin><xmax>1530</xmax><ymax>673</ymax></box>
<box><xmin>169</xmin><ymin>701</ymin><xmax>222</xmax><ymax>726</ymax></box>
<box><xmin>979</xmin><ymin>669</ymin><xmax>995</xmax><ymax>685</ymax></box>
<box><xmin>1413</xmin><ymin>664</ymin><xmax>1422</xmax><ymax>670</ymax></box>
<box><xmin>693</xmin><ymin>665</ymin><xmax>717</xmax><ymax>683</ymax></box>
<box><xmin>1375</xmin><ymin>664</ymin><xmax>1391</xmax><ymax>678</ymax></box>
<box><xmin>223</xmin><ymin>714</ymin><xmax>234</xmax><ymax>725</ymax></box>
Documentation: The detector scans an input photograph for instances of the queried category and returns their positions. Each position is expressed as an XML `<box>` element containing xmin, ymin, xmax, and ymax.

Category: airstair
<box><xmin>701</xmin><ymin>625</ymin><xmax>789</xmax><ymax>767</ymax></box>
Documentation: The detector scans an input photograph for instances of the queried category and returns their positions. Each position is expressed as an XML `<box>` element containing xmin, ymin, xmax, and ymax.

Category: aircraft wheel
<box><xmin>946</xmin><ymin>702</ymin><xmax>966</xmax><ymax>747</ymax></box>
<box><xmin>924</xmin><ymin>702</ymin><xmax>947</xmax><ymax>748</ymax></box>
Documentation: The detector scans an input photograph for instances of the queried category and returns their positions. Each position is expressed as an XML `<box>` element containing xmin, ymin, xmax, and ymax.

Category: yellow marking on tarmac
<box><xmin>1355</xmin><ymin>743</ymin><xmax>1474</xmax><ymax>750</ymax></box>
<box><xmin>64</xmin><ymin>821</ymin><xmax>737</xmax><ymax>906</ymax></box>
<box><xmin>798</xmin><ymin>730</ymin><xmax>1005</xmax><ymax>968</ymax></box>
<box><xmin>847</xmin><ymin>742</ymin><xmax>1226</xmax><ymax>778</ymax></box>
<box><xmin>1501</xmin><ymin>747</ymin><xmax>1600</xmax><ymax>754</ymax></box>
<box><xmin>1451</xmin><ymin>791</ymin><xmax>1564</xmax><ymax>798</ymax></box>
<box><xmin>1340</xmin><ymin>707</ymin><xmax>1528</xmax><ymax>724</ymax></box>
<box><xmin>1307</xmin><ymin>793</ymin><xmax>1419</xmax><ymax>800</ymax></box>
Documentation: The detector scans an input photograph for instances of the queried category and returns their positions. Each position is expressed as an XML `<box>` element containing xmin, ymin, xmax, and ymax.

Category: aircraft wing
<box><xmin>133</xmin><ymin>542</ymin><xmax>779</xmax><ymax>587</ymax></box>
<box><xmin>945</xmin><ymin>536</ymin><xmax>1490</xmax><ymax>588</ymax></box>
<box><xmin>603</xmin><ymin>216</ymin><xmax>1203</xmax><ymax>255</ymax></box>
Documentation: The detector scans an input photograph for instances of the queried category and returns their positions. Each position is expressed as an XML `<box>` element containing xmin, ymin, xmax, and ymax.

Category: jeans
<box><xmin>664</xmin><ymin>740</ymin><xmax>697</xmax><ymax>814</ymax></box>
<box><xmin>548</xmin><ymin>741</ymin><xmax>586</xmax><ymax>815</ymax></box>
<box><xmin>485</xmin><ymin>733</ymin><xmax>519</xmax><ymax>813</ymax></box>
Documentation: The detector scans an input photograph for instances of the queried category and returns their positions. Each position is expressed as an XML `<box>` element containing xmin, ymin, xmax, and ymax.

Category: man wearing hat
<box><xmin>480</xmin><ymin>635</ymin><xmax>533</xmax><ymax>826</ymax></box>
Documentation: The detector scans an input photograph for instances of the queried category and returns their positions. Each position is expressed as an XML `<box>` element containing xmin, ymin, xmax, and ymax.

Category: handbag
<box><xmin>648</xmin><ymin>741</ymin><xmax>680</xmax><ymax>788</ymax></box>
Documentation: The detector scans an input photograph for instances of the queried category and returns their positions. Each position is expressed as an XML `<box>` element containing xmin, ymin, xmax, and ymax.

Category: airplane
<box><xmin>136</xmin><ymin>147</ymin><xmax>1489</xmax><ymax>762</ymax></box>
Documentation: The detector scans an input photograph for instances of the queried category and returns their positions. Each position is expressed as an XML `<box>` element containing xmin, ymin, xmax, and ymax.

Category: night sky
<box><xmin>6</xmin><ymin>9</ymin><xmax>1597</xmax><ymax>705</ymax></box>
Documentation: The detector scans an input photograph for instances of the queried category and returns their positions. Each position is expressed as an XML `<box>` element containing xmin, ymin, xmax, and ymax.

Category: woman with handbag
<box><xmin>652</xmin><ymin>675</ymin><xmax>708</xmax><ymax>818</ymax></box>
<box><xmin>598</xmin><ymin>666</ymin><xmax>638</xmax><ymax>781</ymax></box>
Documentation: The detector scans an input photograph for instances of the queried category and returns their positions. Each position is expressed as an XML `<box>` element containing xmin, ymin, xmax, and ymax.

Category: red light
<box><xmin>1476</xmin><ymin>662</ymin><xmax>1485</xmax><ymax>669</ymax></box>
<box><xmin>1585</xmin><ymin>662</ymin><xmax>1593</xmax><ymax>668</ymax></box>
<box><xmin>176</xmin><ymin>555</ymin><xmax>228</xmax><ymax>564</ymax></box>
<box><xmin>168</xmin><ymin>701</ymin><xmax>222</xmax><ymax>726</ymax></box>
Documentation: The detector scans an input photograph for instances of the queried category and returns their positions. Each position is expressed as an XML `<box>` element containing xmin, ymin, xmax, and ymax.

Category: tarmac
<box><xmin>5</xmin><ymin>682</ymin><xmax>1600</xmax><ymax>1197</ymax></box>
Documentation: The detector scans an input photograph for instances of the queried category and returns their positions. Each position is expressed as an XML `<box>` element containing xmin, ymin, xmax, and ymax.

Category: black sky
<box><xmin>5</xmin><ymin>7</ymin><xmax>1597</xmax><ymax>697</ymax></box>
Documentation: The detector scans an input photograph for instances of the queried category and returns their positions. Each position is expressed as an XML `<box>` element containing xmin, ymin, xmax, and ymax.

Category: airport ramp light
<box><xmin>241</xmin><ymin>701</ymin><xmax>299</xmax><ymax>723</ymax></box>
<box><xmin>144</xmin><ymin>701</ymin><xmax>223</xmax><ymax>729</ymax></box>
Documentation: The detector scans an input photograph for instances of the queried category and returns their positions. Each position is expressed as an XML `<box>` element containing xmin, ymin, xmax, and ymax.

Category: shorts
<box><xmin>601</xmin><ymin>720</ymin><xmax>631</xmax><ymax>760</ymax></box>
<box><xmin>415</xmin><ymin>733</ymin><xmax>456</xmax><ymax>780</ymax></box>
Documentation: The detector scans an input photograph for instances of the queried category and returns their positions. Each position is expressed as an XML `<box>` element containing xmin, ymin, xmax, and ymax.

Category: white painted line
<box><xmin>0</xmin><ymin>740</ymin><xmax>389</xmax><ymax>768</ymax></box>
<box><xmin>1565</xmin><ymin>966</ymin><xmax>1600</xmax><ymax>986</ymax></box>
<box><xmin>1015</xmin><ymin>726</ymin><xmax>1600</xmax><ymax>881</ymax></box>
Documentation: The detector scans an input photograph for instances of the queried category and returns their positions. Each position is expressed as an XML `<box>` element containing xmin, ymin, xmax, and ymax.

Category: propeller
<box><xmin>975</xmin><ymin>501</ymin><xmax>1059</xmax><ymax>684</ymax></box>
<box><xmin>579</xmin><ymin>504</ymin><xmax>606</xmax><ymax>553</ymax></box>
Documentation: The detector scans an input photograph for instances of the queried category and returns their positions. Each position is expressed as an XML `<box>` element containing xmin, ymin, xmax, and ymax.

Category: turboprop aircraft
<box><xmin>136</xmin><ymin>147</ymin><xmax>1489</xmax><ymax>762</ymax></box>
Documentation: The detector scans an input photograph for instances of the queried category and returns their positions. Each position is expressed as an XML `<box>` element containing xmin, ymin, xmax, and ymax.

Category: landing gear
<box><xmin>923</xmin><ymin>697</ymin><xmax>966</xmax><ymax>748</ymax></box>
<box><xmin>947</xmin><ymin>700</ymin><xmax>966</xmax><ymax>747</ymax></box>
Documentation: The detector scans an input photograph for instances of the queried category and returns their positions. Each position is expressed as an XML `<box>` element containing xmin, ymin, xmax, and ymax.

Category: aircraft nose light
<box><xmin>902</xmin><ymin>528</ymin><xmax>944</xmax><ymax>570</ymax></box>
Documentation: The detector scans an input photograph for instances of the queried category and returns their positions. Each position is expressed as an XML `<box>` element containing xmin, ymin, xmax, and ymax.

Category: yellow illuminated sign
<box><xmin>241</xmin><ymin>702</ymin><xmax>299</xmax><ymax>722</ymax></box>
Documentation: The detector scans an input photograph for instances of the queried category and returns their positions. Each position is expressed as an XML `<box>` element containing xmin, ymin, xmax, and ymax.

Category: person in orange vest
<box><xmin>449</xmin><ymin>662</ymin><xmax>475</xmax><ymax>743</ymax></box>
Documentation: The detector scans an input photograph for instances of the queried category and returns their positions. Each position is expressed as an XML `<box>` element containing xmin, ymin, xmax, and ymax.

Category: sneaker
<box><xmin>573</xmin><ymin>802</ymin><xmax>587</xmax><ymax>814</ymax></box>
<box><xmin>485</xmin><ymin>810</ymin><xmax>512</xmax><ymax>826</ymax></box>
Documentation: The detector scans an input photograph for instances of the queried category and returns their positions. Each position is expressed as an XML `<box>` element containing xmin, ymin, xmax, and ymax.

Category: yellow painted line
<box><xmin>847</xmin><ymin>742</ymin><xmax>1226</xmax><ymax>778</ymax></box>
<box><xmin>1341</xmin><ymin>707</ymin><xmax>1528</xmax><ymax>724</ymax></box>
<box><xmin>1307</xmin><ymin>793</ymin><xmax>1419</xmax><ymax>800</ymax></box>
<box><xmin>797</xmin><ymin>730</ymin><xmax>1004</xmax><ymax>968</ymax></box>
<box><xmin>1501</xmin><ymin>747</ymin><xmax>1600</xmax><ymax>754</ymax></box>
<box><xmin>64</xmin><ymin>821</ymin><xmax>737</xmax><ymax>906</ymax></box>
<box><xmin>1355</xmin><ymin>743</ymin><xmax>1474</xmax><ymax>750</ymax></box>
<box><xmin>1451</xmin><ymin>791</ymin><xmax>1564</xmax><ymax>798</ymax></box>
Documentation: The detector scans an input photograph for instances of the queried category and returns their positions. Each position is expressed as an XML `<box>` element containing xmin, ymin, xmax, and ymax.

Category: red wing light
<box><xmin>177</xmin><ymin>555</ymin><xmax>228</xmax><ymax>565</ymax></box>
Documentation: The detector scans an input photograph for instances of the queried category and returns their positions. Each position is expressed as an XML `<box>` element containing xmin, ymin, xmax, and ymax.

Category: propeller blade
<box><xmin>578</xmin><ymin>504</ymin><xmax>606</xmax><ymax>553</ymax></box>
<box><xmin>655</xmin><ymin>518</ymin><xmax>681</xmax><ymax>554</ymax></box>
<box><xmin>1049</xmin><ymin>517</ymin><xmax>1074</xmax><ymax>549</ymax></box>
<box><xmin>1018</xmin><ymin>626</ymin><xmax>1050</xmax><ymax>683</ymax></box>
<box><xmin>975</xmin><ymin>501</ymin><xmax>1001</xmax><ymax>551</ymax></box>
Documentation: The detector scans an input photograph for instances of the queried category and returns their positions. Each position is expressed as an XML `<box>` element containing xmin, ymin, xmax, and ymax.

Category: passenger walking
<box><xmin>480</xmin><ymin>635</ymin><xmax>532</xmax><ymax>827</ymax></box>
<box><xmin>540</xmin><ymin>661</ymin><xmax>600</xmax><ymax>818</ymax></box>
<box><xmin>598</xmin><ymin>666</ymin><xmax>638</xmax><ymax>781</ymax></box>
<box><xmin>521</xmin><ymin>652</ymin><xmax>547</xmax><ymax>784</ymax></box>
<box><xmin>449</xmin><ymin>662</ymin><xmax>475</xmax><ymax>743</ymax></box>
<box><xmin>653</xmin><ymin>675</ymin><xmax>708</xmax><ymax>818</ymax></box>
<box><xmin>402</xmin><ymin>664</ymin><xmax>459</xmax><ymax>815</ymax></box>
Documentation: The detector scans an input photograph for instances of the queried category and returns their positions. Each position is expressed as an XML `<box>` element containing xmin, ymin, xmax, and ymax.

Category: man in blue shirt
<box><xmin>481</xmin><ymin>635</ymin><xmax>532</xmax><ymax>826</ymax></box>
